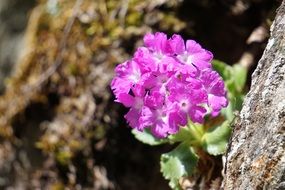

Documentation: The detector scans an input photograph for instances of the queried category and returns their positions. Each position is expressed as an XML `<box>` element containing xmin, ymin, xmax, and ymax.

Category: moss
<box><xmin>0</xmin><ymin>0</ymin><xmax>186</xmax><ymax>188</ymax></box>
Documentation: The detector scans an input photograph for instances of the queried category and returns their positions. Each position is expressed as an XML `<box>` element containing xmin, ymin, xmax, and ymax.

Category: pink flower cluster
<box><xmin>111</xmin><ymin>32</ymin><xmax>228</xmax><ymax>138</ymax></box>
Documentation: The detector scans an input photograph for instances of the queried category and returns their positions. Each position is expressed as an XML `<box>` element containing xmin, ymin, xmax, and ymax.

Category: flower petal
<box><xmin>117</xmin><ymin>93</ymin><xmax>135</xmax><ymax>107</ymax></box>
<box><xmin>169</xmin><ymin>34</ymin><xmax>185</xmax><ymax>54</ymax></box>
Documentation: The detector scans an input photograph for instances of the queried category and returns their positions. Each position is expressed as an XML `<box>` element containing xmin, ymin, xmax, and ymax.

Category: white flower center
<box><xmin>153</xmin><ymin>52</ymin><xmax>164</xmax><ymax>62</ymax></box>
<box><xmin>180</xmin><ymin>99</ymin><xmax>190</xmax><ymax>112</ymax></box>
<box><xmin>155</xmin><ymin>108</ymin><xmax>168</xmax><ymax>123</ymax></box>
<box><xmin>177</xmin><ymin>52</ymin><xmax>193</xmax><ymax>65</ymax></box>
<box><xmin>129</xmin><ymin>69</ymin><xmax>141</xmax><ymax>83</ymax></box>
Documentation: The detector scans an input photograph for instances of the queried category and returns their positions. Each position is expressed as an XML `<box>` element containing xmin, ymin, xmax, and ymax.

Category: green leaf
<box><xmin>160</xmin><ymin>143</ymin><xmax>198</xmax><ymax>189</ymax></box>
<box><xmin>212</xmin><ymin>60</ymin><xmax>247</xmax><ymax>95</ymax></box>
<box><xmin>132</xmin><ymin>129</ymin><xmax>167</xmax><ymax>146</ymax></box>
<box><xmin>221</xmin><ymin>101</ymin><xmax>235</xmax><ymax>121</ymax></box>
<box><xmin>212</xmin><ymin>60</ymin><xmax>231</xmax><ymax>81</ymax></box>
<box><xmin>213</xmin><ymin>60</ymin><xmax>247</xmax><ymax>118</ymax></box>
<box><xmin>232</xmin><ymin>64</ymin><xmax>247</xmax><ymax>92</ymax></box>
<box><xmin>202</xmin><ymin>121</ymin><xmax>232</xmax><ymax>156</ymax></box>
<box><xmin>168</xmin><ymin>126</ymin><xmax>193</xmax><ymax>143</ymax></box>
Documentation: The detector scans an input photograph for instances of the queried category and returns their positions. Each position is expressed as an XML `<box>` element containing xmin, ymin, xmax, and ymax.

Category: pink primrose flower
<box><xmin>111</xmin><ymin>32</ymin><xmax>228</xmax><ymax>138</ymax></box>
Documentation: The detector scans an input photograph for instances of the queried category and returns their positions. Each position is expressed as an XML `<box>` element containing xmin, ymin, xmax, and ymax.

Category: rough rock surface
<box><xmin>224</xmin><ymin>1</ymin><xmax>285</xmax><ymax>189</ymax></box>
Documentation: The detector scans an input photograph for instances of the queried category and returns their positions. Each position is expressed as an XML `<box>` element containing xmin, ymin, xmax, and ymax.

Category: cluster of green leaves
<box><xmin>132</xmin><ymin>60</ymin><xmax>247</xmax><ymax>189</ymax></box>
<box><xmin>212</xmin><ymin>60</ymin><xmax>247</xmax><ymax>121</ymax></box>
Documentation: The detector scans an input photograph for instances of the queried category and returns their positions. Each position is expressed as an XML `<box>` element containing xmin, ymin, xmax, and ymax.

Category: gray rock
<box><xmin>224</xmin><ymin>1</ymin><xmax>285</xmax><ymax>189</ymax></box>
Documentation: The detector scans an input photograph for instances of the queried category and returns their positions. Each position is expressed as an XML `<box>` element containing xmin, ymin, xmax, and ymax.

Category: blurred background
<box><xmin>0</xmin><ymin>0</ymin><xmax>281</xmax><ymax>189</ymax></box>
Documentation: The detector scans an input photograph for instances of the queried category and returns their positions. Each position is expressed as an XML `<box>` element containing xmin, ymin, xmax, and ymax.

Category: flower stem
<box><xmin>187</xmin><ymin>121</ymin><xmax>204</xmax><ymax>146</ymax></box>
